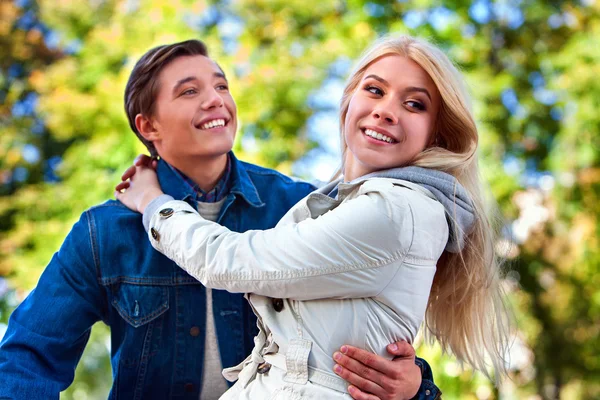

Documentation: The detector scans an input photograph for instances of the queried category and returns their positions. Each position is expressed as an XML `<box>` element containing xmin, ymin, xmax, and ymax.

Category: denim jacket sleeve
<box><xmin>0</xmin><ymin>211</ymin><xmax>104</xmax><ymax>399</ymax></box>
<box><xmin>414</xmin><ymin>357</ymin><xmax>442</xmax><ymax>400</ymax></box>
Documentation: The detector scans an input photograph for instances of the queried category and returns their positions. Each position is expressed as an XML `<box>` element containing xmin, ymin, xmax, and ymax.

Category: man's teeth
<box><xmin>364</xmin><ymin>129</ymin><xmax>394</xmax><ymax>143</ymax></box>
<box><xmin>200</xmin><ymin>119</ymin><xmax>225</xmax><ymax>130</ymax></box>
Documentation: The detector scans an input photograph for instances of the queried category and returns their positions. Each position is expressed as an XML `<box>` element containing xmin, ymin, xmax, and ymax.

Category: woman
<box><xmin>116</xmin><ymin>35</ymin><xmax>509</xmax><ymax>398</ymax></box>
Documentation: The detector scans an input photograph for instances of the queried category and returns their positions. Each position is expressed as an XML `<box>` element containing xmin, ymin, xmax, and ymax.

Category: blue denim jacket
<box><xmin>0</xmin><ymin>152</ymin><xmax>439</xmax><ymax>399</ymax></box>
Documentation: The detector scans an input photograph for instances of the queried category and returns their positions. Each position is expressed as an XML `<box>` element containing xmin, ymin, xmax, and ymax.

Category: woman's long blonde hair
<box><xmin>336</xmin><ymin>35</ymin><xmax>510</xmax><ymax>381</ymax></box>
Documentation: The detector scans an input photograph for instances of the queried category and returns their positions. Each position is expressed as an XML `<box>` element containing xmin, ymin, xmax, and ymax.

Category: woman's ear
<box><xmin>135</xmin><ymin>114</ymin><xmax>160</xmax><ymax>141</ymax></box>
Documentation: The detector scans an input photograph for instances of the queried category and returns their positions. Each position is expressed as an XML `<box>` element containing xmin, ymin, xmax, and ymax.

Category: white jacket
<box><xmin>147</xmin><ymin>177</ymin><xmax>450</xmax><ymax>399</ymax></box>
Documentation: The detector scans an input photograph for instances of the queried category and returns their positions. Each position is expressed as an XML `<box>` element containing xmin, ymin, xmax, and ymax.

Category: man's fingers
<box><xmin>115</xmin><ymin>181</ymin><xmax>130</xmax><ymax>192</ymax></box>
<box><xmin>333</xmin><ymin>353</ymin><xmax>385</xmax><ymax>397</ymax></box>
<box><xmin>339</xmin><ymin>345</ymin><xmax>393</xmax><ymax>375</ymax></box>
<box><xmin>386</xmin><ymin>340</ymin><xmax>415</xmax><ymax>359</ymax></box>
<box><xmin>121</xmin><ymin>165</ymin><xmax>137</xmax><ymax>181</ymax></box>
<box><xmin>347</xmin><ymin>385</ymin><xmax>381</xmax><ymax>400</ymax></box>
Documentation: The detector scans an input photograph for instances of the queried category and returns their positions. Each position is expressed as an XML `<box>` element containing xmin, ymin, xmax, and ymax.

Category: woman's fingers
<box><xmin>121</xmin><ymin>165</ymin><xmax>137</xmax><ymax>181</ymax></box>
<box><xmin>119</xmin><ymin>154</ymin><xmax>156</xmax><ymax>192</ymax></box>
<box><xmin>121</xmin><ymin>154</ymin><xmax>155</xmax><ymax>182</ymax></box>
<box><xmin>134</xmin><ymin>154</ymin><xmax>153</xmax><ymax>167</ymax></box>
<box><xmin>115</xmin><ymin>181</ymin><xmax>130</xmax><ymax>192</ymax></box>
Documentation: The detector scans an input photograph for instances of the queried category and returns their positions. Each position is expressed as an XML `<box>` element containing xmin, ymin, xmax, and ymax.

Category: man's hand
<box><xmin>332</xmin><ymin>341</ymin><xmax>421</xmax><ymax>400</ymax></box>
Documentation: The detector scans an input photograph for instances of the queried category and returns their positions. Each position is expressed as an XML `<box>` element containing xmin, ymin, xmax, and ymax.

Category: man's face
<box><xmin>149</xmin><ymin>55</ymin><xmax>237</xmax><ymax>163</ymax></box>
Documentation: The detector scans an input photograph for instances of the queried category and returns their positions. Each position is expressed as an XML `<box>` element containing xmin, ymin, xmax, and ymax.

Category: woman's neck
<box><xmin>343</xmin><ymin>154</ymin><xmax>373</xmax><ymax>182</ymax></box>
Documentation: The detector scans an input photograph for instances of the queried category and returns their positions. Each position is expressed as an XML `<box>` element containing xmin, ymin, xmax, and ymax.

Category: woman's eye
<box><xmin>365</xmin><ymin>85</ymin><xmax>383</xmax><ymax>96</ymax></box>
<box><xmin>406</xmin><ymin>100</ymin><xmax>426</xmax><ymax>111</ymax></box>
<box><xmin>216</xmin><ymin>84</ymin><xmax>229</xmax><ymax>91</ymax></box>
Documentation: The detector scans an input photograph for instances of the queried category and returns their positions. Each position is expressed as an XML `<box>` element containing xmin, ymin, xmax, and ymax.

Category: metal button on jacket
<box><xmin>150</xmin><ymin>227</ymin><xmax>160</xmax><ymax>241</ymax></box>
<box><xmin>257</xmin><ymin>362</ymin><xmax>271</xmax><ymax>374</ymax></box>
<box><xmin>272</xmin><ymin>298</ymin><xmax>284</xmax><ymax>312</ymax></box>
<box><xmin>159</xmin><ymin>208</ymin><xmax>174</xmax><ymax>218</ymax></box>
<box><xmin>189</xmin><ymin>326</ymin><xmax>200</xmax><ymax>337</ymax></box>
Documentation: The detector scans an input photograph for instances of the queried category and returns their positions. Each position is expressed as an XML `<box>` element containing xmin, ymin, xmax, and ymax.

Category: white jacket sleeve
<box><xmin>148</xmin><ymin>187</ymin><xmax>417</xmax><ymax>300</ymax></box>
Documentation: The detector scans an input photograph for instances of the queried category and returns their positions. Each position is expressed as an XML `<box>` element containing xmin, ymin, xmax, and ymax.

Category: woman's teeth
<box><xmin>364</xmin><ymin>129</ymin><xmax>394</xmax><ymax>143</ymax></box>
<box><xmin>200</xmin><ymin>119</ymin><xmax>225</xmax><ymax>130</ymax></box>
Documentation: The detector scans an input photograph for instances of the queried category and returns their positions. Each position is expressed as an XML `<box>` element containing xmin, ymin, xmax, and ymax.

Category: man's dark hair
<box><xmin>124</xmin><ymin>39</ymin><xmax>209</xmax><ymax>157</ymax></box>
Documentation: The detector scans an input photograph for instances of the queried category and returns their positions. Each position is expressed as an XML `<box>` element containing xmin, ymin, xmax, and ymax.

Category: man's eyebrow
<box><xmin>172</xmin><ymin>72</ymin><xmax>228</xmax><ymax>95</ymax></box>
<box><xmin>214</xmin><ymin>71</ymin><xmax>228</xmax><ymax>82</ymax></box>
<box><xmin>172</xmin><ymin>76</ymin><xmax>198</xmax><ymax>94</ymax></box>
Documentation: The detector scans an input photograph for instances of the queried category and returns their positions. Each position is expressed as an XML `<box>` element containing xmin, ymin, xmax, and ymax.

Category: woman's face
<box><xmin>343</xmin><ymin>54</ymin><xmax>441</xmax><ymax>181</ymax></box>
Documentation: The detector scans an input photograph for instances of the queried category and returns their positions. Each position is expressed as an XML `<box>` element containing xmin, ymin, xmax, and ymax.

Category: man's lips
<box><xmin>195</xmin><ymin>115</ymin><xmax>230</xmax><ymax>130</ymax></box>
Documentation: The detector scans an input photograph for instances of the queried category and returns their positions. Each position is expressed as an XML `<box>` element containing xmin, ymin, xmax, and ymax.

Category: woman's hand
<box><xmin>115</xmin><ymin>157</ymin><xmax>163</xmax><ymax>214</ymax></box>
<box><xmin>115</xmin><ymin>154</ymin><xmax>158</xmax><ymax>193</ymax></box>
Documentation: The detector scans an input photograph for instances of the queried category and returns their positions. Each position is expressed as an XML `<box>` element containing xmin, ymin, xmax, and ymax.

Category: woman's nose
<box><xmin>372</xmin><ymin>102</ymin><xmax>399</xmax><ymax>124</ymax></box>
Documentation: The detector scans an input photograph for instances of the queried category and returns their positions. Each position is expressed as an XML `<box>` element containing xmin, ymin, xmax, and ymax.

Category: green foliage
<box><xmin>1</xmin><ymin>0</ymin><xmax>599</xmax><ymax>399</ymax></box>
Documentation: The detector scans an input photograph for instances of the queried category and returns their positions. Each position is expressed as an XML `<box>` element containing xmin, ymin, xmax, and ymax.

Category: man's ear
<box><xmin>135</xmin><ymin>114</ymin><xmax>160</xmax><ymax>141</ymax></box>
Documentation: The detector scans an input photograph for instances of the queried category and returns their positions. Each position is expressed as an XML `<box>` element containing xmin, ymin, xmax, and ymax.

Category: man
<box><xmin>0</xmin><ymin>39</ymin><xmax>440</xmax><ymax>399</ymax></box>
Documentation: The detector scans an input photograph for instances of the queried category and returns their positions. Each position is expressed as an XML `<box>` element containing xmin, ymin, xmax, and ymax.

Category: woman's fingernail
<box><xmin>390</xmin><ymin>343</ymin><xmax>398</xmax><ymax>351</ymax></box>
<box><xmin>333</xmin><ymin>352</ymin><xmax>341</xmax><ymax>361</ymax></box>
<box><xmin>334</xmin><ymin>364</ymin><xmax>342</xmax><ymax>373</ymax></box>
<box><xmin>340</xmin><ymin>345</ymin><xmax>348</xmax><ymax>354</ymax></box>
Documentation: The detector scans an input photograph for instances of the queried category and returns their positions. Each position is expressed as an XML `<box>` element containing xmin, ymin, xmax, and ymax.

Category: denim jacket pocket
<box><xmin>108</xmin><ymin>284</ymin><xmax>170</xmax><ymax>400</ymax></box>
<box><xmin>111</xmin><ymin>284</ymin><xmax>169</xmax><ymax>327</ymax></box>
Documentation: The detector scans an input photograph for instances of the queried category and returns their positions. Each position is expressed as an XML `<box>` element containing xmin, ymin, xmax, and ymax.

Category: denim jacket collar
<box><xmin>156</xmin><ymin>151</ymin><xmax>264</xmax><ymax>208</ymax></box>
<box><xmin>228</xmin><ymin>152</ymin><xmax>265</xmax><ymax>207</ymax></box>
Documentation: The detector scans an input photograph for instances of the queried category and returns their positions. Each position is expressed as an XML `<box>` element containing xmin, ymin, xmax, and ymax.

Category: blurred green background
<box><xmin>1</xmin><ymin>0</ymin><xmax>599</xmax><ymax>399</ymax></box>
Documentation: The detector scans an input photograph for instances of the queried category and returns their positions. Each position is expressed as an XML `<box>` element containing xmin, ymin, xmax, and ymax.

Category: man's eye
<box><xmin>406</xmin><ymin>100</ymin><xmax>426</xmax><ymax>111</ymax></box>
<box><xmin>182</xmin><ymin>88</ymin><xmax>197</xmax><ymax>96</ymax></box>
<box><xmin>365</xmin><ymin>85</ymin><xmax>383</xmax><ymax>96</ymax></box>
<box><xmin>216</xmin><ymin>84</ymin><xmax>229</xmax><ymax>91</ymax></box>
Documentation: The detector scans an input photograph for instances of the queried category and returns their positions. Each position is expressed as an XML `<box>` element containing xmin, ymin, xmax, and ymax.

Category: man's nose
<box><xmin>201</xmin><ymin>89</ymin><xmax>224</xmax><ymax>110</ymax></box>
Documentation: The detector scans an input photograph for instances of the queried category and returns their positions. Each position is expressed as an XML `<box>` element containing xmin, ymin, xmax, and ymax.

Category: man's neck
<box><xmin>166</xmin><ymin>153</ymin><xmax>228</xmax><ymax>193</ymax></box>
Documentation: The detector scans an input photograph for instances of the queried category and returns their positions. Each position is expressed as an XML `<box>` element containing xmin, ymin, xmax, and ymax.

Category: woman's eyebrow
<box><xmin>404</xmin><ymin>86</ymin><xmax>432</xmax><ymax>101</ymax></box>
<box><xmin>363</xmin><ymin>75</ymin><xmax>432</xmax><ymax>101</ymax></box>
<box><xmin>363</xmin><ymin>74</ymin><xmax>388</xmax><ymax>85</ymax></box>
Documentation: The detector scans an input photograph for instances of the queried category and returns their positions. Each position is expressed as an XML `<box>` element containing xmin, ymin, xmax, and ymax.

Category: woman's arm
<box><xmin>145</xmin><ymin>192</ymin><xmax>418</xmax><ymax>300</ymax></box>
<box><xmin>117</xmin><ymin>165</ymin><xmax>444</xmax><ymax>300</ymax></box>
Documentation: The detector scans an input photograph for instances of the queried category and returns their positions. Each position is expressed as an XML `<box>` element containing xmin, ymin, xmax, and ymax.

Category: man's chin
<box><xmin>196</xmin><ymin>145</ymin><xmax>234</xmax><ymax>159</ymax></box>
<box><xmin>188</xmin><ymin>136</ymin><xmax>235</xmax><ymax>158</ymax></box>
